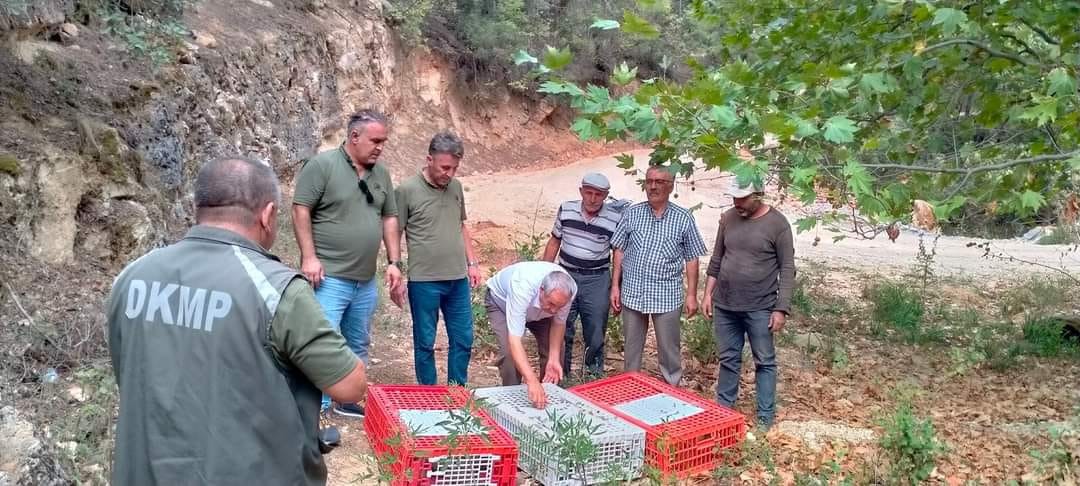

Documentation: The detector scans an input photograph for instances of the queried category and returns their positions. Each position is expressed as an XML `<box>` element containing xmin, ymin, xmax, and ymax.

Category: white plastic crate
<box><xmin>474</xmin><ymin>383</ymin><xmax>646</xmax><ymax>485</ymax></box>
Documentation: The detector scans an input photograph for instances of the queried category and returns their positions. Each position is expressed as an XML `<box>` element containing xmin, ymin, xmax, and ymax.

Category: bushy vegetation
<box><xmin>383</xmin><ymin>0</ymin><xmax>713</xmax><ymax>91</ymax></box>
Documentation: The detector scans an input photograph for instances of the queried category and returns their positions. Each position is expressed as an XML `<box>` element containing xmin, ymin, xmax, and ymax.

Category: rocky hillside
<box><xmin>0</xmin><ymin>1</ymin><xmax>622</xmax><ymax>483</ymax></box>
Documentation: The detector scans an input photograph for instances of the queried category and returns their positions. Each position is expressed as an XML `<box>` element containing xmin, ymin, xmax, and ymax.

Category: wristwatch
<box><xmin>389</xmin><ymin>260</ymin><xmax>403</xmax><ymax>270</ymax></box>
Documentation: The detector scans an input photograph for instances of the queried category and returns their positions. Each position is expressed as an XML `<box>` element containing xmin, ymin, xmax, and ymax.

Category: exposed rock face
<box><xmin>0</xmin><ymin>406</ymin><xmax>70</xmax><ymax>486</ymax></box>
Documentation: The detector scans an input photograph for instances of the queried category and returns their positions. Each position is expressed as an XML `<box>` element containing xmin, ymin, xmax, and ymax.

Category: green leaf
<box><xmin>1018</xmin><ymin>96</ymin><xmax>1058</xmax><ymax>126</ymax></box>
<box><xmin>614</xmin><ymin>153</ymin><xmax>636</xmax><ymax>170</ymax></box>
<box><xmin>621</xmin><ymin>11</ymin><xmax>660</xmax><ymax>39</ymax></box>
<box><xmin>611</xmin><ymin>62</ymin><xmax>638</xmax><ymax>86</ymax></box>
<box><xmin>1068</xmin><ymin>154</ymin><xmax>1080</xmax><ymax>170</ymax></box>
<box><xmin>1047</xmin><ymin>67</ymin><xmax>1077</xmax><ymax>98</ymax></box>
<box><xmin>709</xmin><ymin>105</ymin><xmax>738</xmax><ymax>128</ymax></box>
<box><xmin>789</xmin><ymin>115</ymin><xmax>819</xmax><ymax>138</ymax></box>
<box><xmin>791</xmin><ymin>165</ymin><xmax>817</xmax><ymax>185</ymax></box>
<box><xmin>823</xmin><ymin>116</ymin><xmax>858</xmax><ymax>144</ymax></box>
<box><xmin>794</xmin><ymin>217</ymin><xmax>819</xmax><ymax>233</ymax></box>
<box><xmin>760</xmin><ymin>113</ymin><xmax>796</xmax><ymax>139</ymax></box>
<box><xmin>832</xmin><ymin>235</ymin><xmax>847</xmax><ymax>243</ymax></box>
<box><xmin>538</xmin><ymin>81</ymin><xmax>584</xmax><ymax>97</ymax></box>
<box><xmin>512</xmin><ymin>50</ymin><xmax>537</xmax><ymax>66</ymax></box>
<box><xmin>932</xmin><ymin>8</ymin><xmax>967</xmax><ymax>36</ymax></box>
<box><xmin>842</xmin><ymin>160</ymin><xmax>874</xmax><ymax>196</ymax></box>
<box><xmin>590</xmin><ymin>18</ymin><xmax>620</xmax><ymax>30</ymax></box>
<box><xmin>571</xmin><ymin>118</ymin><xmax>601</xmax><ymax>141</ymax></box>
<box><xmin>859</xmin><ymin>72</ymin><xmax>897</xmax><ymax>95</ymax></box>
<box><xmin>1019</xmin><ymin>190</ymin><xmax>1045</xmax><ymax>212</ymax></box>
<box><xmin>541</xmin><ymin>46</ymin><xmax>574</xmax><ymax>71</ymax></box>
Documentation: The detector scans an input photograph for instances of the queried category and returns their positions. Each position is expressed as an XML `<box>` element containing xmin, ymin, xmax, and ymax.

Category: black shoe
<box><xmin>333</xmin><ymin>403</ymin><xmax>364</xmax><ymax>418</ymax></box>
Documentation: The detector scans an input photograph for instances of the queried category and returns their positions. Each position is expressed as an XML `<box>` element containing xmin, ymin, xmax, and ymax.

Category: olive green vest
<box><xmin>107</xmin><ymin>226</ymin><xmax>324</xmax><ymax>485</ymax></box>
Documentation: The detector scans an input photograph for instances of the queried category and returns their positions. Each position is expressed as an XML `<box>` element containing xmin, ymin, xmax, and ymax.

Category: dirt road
<box><xmin>461</xmin><ymin>149</ymin><xmax>1080</xmax><ymax>280</ymax></box>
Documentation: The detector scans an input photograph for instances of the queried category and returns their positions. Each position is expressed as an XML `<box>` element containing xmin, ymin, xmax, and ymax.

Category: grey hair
<box><xmin>194</xmin><ymin>157</ymin><xmax>280</xmax><ymax>225</ymax></box>
<box><xmin>646</xmin><ymin>164</ymin><xmax>675</xmax><ymax>180</ymax></box>
<box><xmin>541</xmin><ymin>271</ymin><xmax>577</xmax><ymax>298</ymax></box>
<box><xmin>428</xmin><ymin>131</ymin><xmax>465</xmax><ymax>158</ymax></box>
<box><xmin>347</xmin><ymin>109</ymin><xmax>389</xmax><ymax>135</ymax></box>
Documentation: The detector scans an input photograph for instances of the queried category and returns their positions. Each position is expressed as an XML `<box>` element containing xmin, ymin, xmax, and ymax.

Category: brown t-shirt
<box><xmin>706</xmin><ymin>207</ymin><xmax>796</xmax><ymax>313</ymax></box>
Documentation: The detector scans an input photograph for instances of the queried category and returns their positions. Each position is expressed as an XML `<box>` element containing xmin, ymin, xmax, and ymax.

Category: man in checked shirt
<box><xmin>610</xmin><ymin>165</ymin><xmax>708</xmax><ymax>385</ymax></box>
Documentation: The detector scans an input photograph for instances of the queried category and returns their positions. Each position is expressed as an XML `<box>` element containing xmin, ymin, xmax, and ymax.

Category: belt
<box><xmin>564</xmin><ymin>266</ymin><xmax>609</xmax><ymax>275</ymax></box>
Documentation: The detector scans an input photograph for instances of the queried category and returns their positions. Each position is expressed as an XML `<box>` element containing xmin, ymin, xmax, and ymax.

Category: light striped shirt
<box><xmin>551</xmin><ymin>199</ymin><xmax>628</xmax><ymax>269</ymax></box>
<box><xmin>612</xmin><ymin>202</ymin><xmax>708</xmax><ymax>314</ymax></box>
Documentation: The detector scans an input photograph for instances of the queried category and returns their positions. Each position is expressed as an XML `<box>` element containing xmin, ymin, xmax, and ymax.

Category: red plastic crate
<box><xmin>570</xmin><ymin>372</ymin><xmax>746</xmax><ymax>480</ymax></box>
<box><xmin>363</xmin><ymin>385</ymin><xmax>518</xmax><ymax>485</ymax></box>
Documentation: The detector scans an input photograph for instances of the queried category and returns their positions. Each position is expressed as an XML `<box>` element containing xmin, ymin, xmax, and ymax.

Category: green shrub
<box><xmin>879</xmin><ymin>400</ymin><xmax>945</xmax><ymax>484</ymax></box>
<box><xmin>1022</xmin><ymin>317</ymin><xmax>1080</xmax><ymax>358</ymax></box>
<box><xmin>683</xmin><ymin>314</ymin><xmax>716</xmax><ymax>365</ymax></box>
<box><xmin>868</xmin><ymin>282</ymin><xmax>926</xmax><ymax>343</ymax></box>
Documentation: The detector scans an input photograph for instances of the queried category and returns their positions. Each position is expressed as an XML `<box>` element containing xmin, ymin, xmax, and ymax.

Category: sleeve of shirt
<box><xmin>774</xmin><ymin>226</ymin><xmax>797</xmax><ymax>314</ymax></box>
<box><xmin>610</xmin><ymin>212</ymin><xmax>630</xmax><ymax>249</ymax></box>
<box><xmin>292</xmin><ymin>159</ymin><xmax>325</xmax><ymax>208</ymax></box>
<box><xmin>683</xmin><ymin>215</ymin><xmax>709</xmax><ymax>261</ymax></box>
<box><xmin>381</xmin><ymin>174</ymin><xmax>398</xmax><ymax>217</ymax></box>
<box><xmin>551</xmin><ymin>203</ymin><xmax>564</xmax><ymax>238</ymax></box>
<box><xmin>504</xmin><ymin>275</ymin><xmax>531</xmax><ymax>337</ymax></box>
<box><xmin>395</xmin><ymin>185</ymin><xmax>409</xmax><ymax>231</ymax></box>
<box><xmin>269</xmin><ymin>279</ymin><xmax>359</xmax><ymax>390</ymax></box>
<box><xmin>706</xmin><ymin>216</ymin><xmax>726</xmax><ymax>278</ymax></box>
<box><xmin>457</xmin><ymin>182</ymin><xmax>467</xmax><ymax>221</ymax></box>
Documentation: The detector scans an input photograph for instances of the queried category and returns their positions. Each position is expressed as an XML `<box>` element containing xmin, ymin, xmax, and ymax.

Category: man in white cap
<box><xmin>702</xmin><ymin>179</ymin><xmax>795</xmax><ymax>431</ymax></box>
<box><xmin>542</xmin><ymin>172</ymin><xmax>628</xmax><ymax>379</ymax></box>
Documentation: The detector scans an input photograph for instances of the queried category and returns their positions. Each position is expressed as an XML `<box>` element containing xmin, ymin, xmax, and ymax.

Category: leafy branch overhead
<box><xmin>515</xmin><ymin>0</ymin><xmax>1080</xmax><ymax>231</ymax></box>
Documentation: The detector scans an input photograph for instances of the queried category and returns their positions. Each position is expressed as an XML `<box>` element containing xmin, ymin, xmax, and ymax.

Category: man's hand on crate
<box><xmin>527</xmin><ymin>379</ymin><xmax>547</xmax><ymax>409</ymax></box>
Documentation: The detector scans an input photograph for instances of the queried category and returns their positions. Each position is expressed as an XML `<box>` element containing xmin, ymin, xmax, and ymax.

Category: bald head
<box><xmin>194</xmin><ymin>157</ymin><xmax>281</xmax><ymax>226</ymax></box>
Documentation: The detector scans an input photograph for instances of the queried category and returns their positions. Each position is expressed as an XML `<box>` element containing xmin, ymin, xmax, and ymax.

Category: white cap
<box><xmin>581</xmin><ymin>172</ymin><xmax>611</xmax><ymax>191</ymax></box>
<box><xmin>726</xmin><ymin>179</ymin><xmax>762</xmax><ymax>198</ymax></box>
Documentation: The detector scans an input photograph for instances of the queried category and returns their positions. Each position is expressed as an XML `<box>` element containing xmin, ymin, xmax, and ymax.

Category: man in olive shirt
<box><xmin>107</xmin><ymin>157</ymin><xmax>367</xmax><ymax>485</ymax></box>
<box><xmin>395</xmin><ymin>132</ymin><xmax>482</xmax><ymax>385</ymax></box>
<box><xmin>292</xmin><ymin>110</ymin><xmax>403</xmax><ymax>418</ymax></box>
<box><xmin>703</xmin><ymin>180</ymin><xmax>796</xmax><ymax>430</ymax></box>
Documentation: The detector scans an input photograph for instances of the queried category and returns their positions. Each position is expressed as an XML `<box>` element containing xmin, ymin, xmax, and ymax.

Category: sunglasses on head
<box><xmin>358</xmin><ymin>179</ymin><xmax>374</xmax><ymax>204</ymax></box>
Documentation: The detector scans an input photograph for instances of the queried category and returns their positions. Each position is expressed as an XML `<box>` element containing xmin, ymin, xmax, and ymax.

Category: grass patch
<box><xmin>1021</xmin><ymin>317</ymin><xmax>1080</xmax><ymax>358</ymax></box>
<box><xmin>866</xmin><ymin>282</ymin><xmax>942</xmax><ymax>344</ymax></box>
<box><xmin>0</xmin><ymin>153</ymin><xmax>20</xmax><ymax>176</ymax></box>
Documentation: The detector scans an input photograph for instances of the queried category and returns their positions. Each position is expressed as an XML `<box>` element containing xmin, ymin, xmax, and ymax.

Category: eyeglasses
<box><xmin>358</xmin><ymin>179</ymin><xmax>374</xmax><ymax>204</ymax></box>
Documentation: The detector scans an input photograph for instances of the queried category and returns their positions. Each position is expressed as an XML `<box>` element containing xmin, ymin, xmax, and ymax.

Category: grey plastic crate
<box><xmin>473</xmin><ymin>384</ymin><xmax>645</xmax><ymax>485</ymax></box>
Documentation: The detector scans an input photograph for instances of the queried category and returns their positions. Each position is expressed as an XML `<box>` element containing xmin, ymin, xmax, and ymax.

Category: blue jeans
<box><xmin>314</xmin><ymin>275</ymin><xmax>378</xmax><ymax>409</ymax></box>
<box><xmin>713</xmin><ymin>307</ymin><xmax>777</xmax><ymax>425</ymax></box>
<box><xmin>407</xmin><ymin>279</ymin><xmax>473</xmax><ymax>386</ymax></box>
<box><xmin>562</xmin><ymin>269</ymin><xmax>611</xmax><ymax>376</ymax></box>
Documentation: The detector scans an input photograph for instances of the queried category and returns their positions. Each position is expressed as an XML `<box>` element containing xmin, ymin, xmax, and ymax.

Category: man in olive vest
<box><xmin>107</xmin><ymin>157</ymin><xmax>368</xmax><ymax>485</ymax></box>
<box><xmin>293</xmin><ymin>109</ymin><xmax>403</xmax><ymax>418</ymax></box>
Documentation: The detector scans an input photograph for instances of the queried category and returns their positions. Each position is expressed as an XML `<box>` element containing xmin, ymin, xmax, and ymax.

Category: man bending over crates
<box><xmin>484</xmin><ymin>261</ymin><xmax>578</xmax><ymax>408</ymax></box>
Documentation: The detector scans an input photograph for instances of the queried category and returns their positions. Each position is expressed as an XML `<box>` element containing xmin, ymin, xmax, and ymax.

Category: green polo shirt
<box><xmin>395</xmin><ymin>173</ymin><xmax>468</xmax><ymax>281</ymax></box>
<box><xmin>293</xmin><ymin>145</ymin><xmax>397</xmax><ymax>281</ymax></box>
<box><xmin>270</xmin><ymin>279</ymin><xmax>358</xmax><ymax>390</ymax></box>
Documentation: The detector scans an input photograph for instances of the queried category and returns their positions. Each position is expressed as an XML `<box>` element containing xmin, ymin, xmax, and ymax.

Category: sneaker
<box><xmin>333</xmin><ymin>403</ymin><xmax>365</xmax><ymax>418</ymax></box>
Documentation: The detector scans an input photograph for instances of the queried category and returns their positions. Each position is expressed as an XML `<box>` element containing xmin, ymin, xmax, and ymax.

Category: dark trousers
<box><xmin>408</xmin><ymin>278</ymin><xmax>473</xmax><ymax>386</ymax></box>
<box><xmin>484</xmin><ymin>289</ymin><xmax>552</xmax><ymax>386</ymax></box>
<box><xmin>562</xmin><ymin>268</ymin><xmax>611</xmax><ymax>376</ymax></box>
<box><xmin>713</xmin><ymin>307</ymin><xmax>777</xmax><ymax>424</ymax></box>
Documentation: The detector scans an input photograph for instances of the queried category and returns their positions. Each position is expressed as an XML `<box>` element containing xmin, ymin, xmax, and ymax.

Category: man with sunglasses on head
<box><xmin>292</xmin><ymin>109</ymin><xmax>403</xmax><ymax>419</ymax></box>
